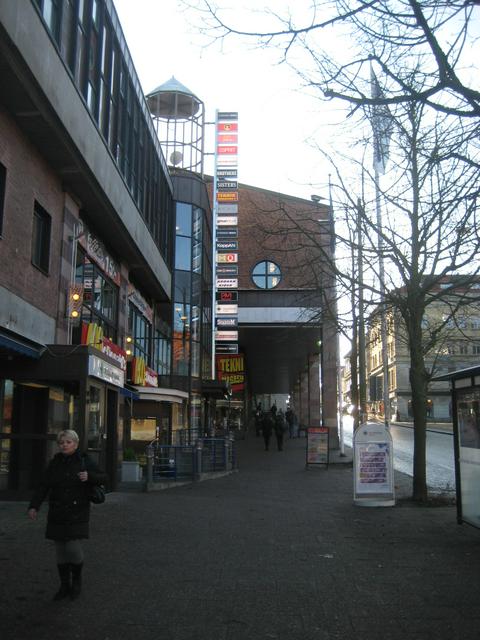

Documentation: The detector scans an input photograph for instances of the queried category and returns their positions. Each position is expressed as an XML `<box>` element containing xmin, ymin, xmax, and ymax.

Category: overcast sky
<box><xmin>113</xmin><ymin>0</ymin><xmax>339</xmax><ymax>201</ymax></box>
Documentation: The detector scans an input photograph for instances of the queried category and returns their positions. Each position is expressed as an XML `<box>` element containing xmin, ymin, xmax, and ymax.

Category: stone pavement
<box><xmin>1</xmin><ymin>433</ymin><xmax>479</xmax><ymax>640</ymax></box>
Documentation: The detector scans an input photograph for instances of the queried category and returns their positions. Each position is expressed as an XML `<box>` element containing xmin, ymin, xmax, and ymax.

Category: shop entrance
<box><xmin>86</xmin><ymin>383</ymin><xmax>118</xmax><ymax>489</ymax></box>
<box><xmin>0</xmin><ymin>382</ymin><xmax>50</xmax><ymax>495</ymax></box>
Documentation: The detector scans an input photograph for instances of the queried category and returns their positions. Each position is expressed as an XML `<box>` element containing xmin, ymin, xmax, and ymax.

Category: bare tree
<box><xmin>184</xmin><ymin>1</ymin><xmax>480</xmax><ymax>500</ymax></box>
<box><xmin>333</xmin><ymin>95</ymin><xmax>480</xmax><ymax>502</ymax></box>
<box><xmin>182</xmin><ymin>1</ymin><xmax>480</xmax><ymax>117</ymax></box>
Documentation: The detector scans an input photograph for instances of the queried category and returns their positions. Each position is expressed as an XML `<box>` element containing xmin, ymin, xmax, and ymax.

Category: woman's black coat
<box><xmin>29</xmin><ymin>450</ymin><xmax>107</xmax><ymax>541</ymax></box>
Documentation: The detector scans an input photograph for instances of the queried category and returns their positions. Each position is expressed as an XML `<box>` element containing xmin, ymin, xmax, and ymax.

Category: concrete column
<box><xmin>308</xmin><ymin>354</ymin><xmax>321</xmax><ymax>427</ymax></box>
<box><xmin>321</xmin><ymin>315</ymin><xmax>340</xmax><ymax>449</ymax></box>
<box><xmin>299</xmin><ymin>369</ymin><xmax>309</xmax><ymax>429</ymax></box>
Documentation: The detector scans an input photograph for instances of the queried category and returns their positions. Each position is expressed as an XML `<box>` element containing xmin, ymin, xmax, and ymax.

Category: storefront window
<box><xmin>74</xmin><ymin>249</ymin><xmax>118</xmax><ymax>342</ymax></box>
<box><xmin>47</xmin><ymin>386</ymin><xmax>80</xmax><ymax>434</ymax></box>
<box><xmin>87</xmin><ymin>385</ymin><xmax>104</xmax><ymax>449</ymax></box>
<box><xmin>131</xmin><ymin>417</ymin><xmax>156</xmax><ymax>441</ymax></box>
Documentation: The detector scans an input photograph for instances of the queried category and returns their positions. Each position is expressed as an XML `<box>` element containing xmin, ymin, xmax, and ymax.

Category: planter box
<box><xmin>121</xmin><ymin>460</ymin><xmax>142</xmax><ymax>482</ymax></box>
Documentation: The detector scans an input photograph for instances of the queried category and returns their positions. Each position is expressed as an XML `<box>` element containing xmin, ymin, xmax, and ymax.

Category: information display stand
<box><xmin>353</xmin><ymin>423</ymin><xmax>395</xmax><ymax>507</ymax></box>
<box><xmin>306</xmin><ymin>427</ymin><xmax>329</xmax><ymax>468</ymax></box>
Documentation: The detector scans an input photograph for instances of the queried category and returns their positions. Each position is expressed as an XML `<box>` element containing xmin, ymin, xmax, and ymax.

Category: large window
<box><xmin>33</xmin><ymin>0</ymin><xmax>174</xmax><ymax>268</ymax></box>
<box><xmin>153</xmin><ymin>328</ymin><xmax>171</xmax><ymax>376</ymax></box>
<box><xmin>31</xmin><ymin>202</ymin><xmax>51</xmax><ymax>274</ymax></box>
<box><xmin>128</xmin><ymin>303</ymin><xmax>151</xmax><ymax>364</ymax></box>
<box><xmin>251</xmin><ymin>260</ymin><xmax>281</xmax><ymax>289</ymax></box>
<box><xmin>34</xmin><ymin>0</ymin><xmax>62</xmax><ymax>42</ymax></box>
<box><xmin>73</xmin><ymin>248</ymin><xmax>118</xmax><ymax>342</ymax></box>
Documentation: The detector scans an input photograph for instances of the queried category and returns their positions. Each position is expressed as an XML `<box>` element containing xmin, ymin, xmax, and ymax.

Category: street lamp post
<box><xmin>311</xmin><ymin>190</ymin><xmax>344</xmax><ymax>454</ymax></box>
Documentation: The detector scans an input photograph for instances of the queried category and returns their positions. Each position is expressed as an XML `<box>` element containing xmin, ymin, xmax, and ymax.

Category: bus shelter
<box><xmin>434</xmin><ymin>366</ymin><xmax>480</xmax><ymax>529</ymax></box>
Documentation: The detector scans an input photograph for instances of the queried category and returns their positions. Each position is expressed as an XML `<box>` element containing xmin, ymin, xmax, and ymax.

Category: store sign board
<box><xmin>218</xmin><ymin>204</ymin><xmax>238</xmax><ymax>214</ymax></box>
<box><xmin>88</xmin><ymin>355</ymin><xmax>124</xmax><ymax>387</ymax></box>
<box><xmin>216</xmin><ymin>316</ymin><xmax>238</xmax><ymax>328</ymax></box>
<box><xmin>217</xmin><ymin>156</ymin><xmax>238</xmax><ymax>166</ymax></box>
<box><xmin>217</xmin><ymin>278</ymin><xmax>238</xmax><ymax>289</ymax></box>
<box><xmin>218</xmin><ymin>216</ymin><xmax>238</xmax><ymax>226</ymax></box>
<box><xmin>217</xmin><ymin>192</ymin><xmax>238</xmax><ymax>202</ymax></box>
<box><xmin>218</xmin><ymin>111</ymin><xmax>238</xmax><ymax>120</ymax></box>
<box><xmin>216</xmin><ymin>290</ymin><xmax>238</xmax><ymax>302</ymax></box>
<box><xmin>217</xmin><ymin>252</ymin><xmax>238</xmax><ymax>264</ymax></box>
<box><xmin>216</xmin><ymin>304</ymin><xmax>238</xmax><ymax>315</ymax></box>
<box><xmin>306</xmin><ymin>427</ymin><xmax>329</xmax><ymax>466</ymax></box>
<box><xmin>217</xmin><ymin>134</ymin><xmax>238</xmax><ymax>145</ymax></box>
<box><xmin>215</xmin><ymin>330</ymin><xmax>238</xmax><ymax>341</ymax></box>
<box><xmin>217</xmin><ymin>146</ymin><xmax>238</xmax><ymax>155</ymax></box>
<box><xmin>216</xmin><ymin>353</ymin><xmax>245</xmax><ymax>391</ymax></box>
<box><xmin>217</xmin><ymin>228</ymin><xmax>238</xmax><ymax>239</ymax></box>
<box><xmin>216</xmin><ymin>265</ymin><xmax>238</xmax><ymax>276</ymax></box>
<box><xmin>215</xmin><ymin>343</ymin><xmax>238</xmax><ymax>354</ymax></box>
<box><xmin>217</xmin><ymin>181</ymin><xmax>238</xmax><ymax>191</ymax></box>
<box><xmin>218</xmin><ymin>168</ymin><xmax>237</xmax><ymax>179</ymax></box>
<box><xmin>217</xmin><ymin>241</ymin><xmax>238</xmax><ymax>251</ymax></box>
<box><xmin>80</xmin><ymin>229</ymin><xmax>121</xmax><ymax>286</ymax></box>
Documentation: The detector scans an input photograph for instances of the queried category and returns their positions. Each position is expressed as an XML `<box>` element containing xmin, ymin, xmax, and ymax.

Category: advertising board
<box><xmin>353</xmin><ymin>424</ymin><xmax>395</xmax><ymax>507</ymax></box>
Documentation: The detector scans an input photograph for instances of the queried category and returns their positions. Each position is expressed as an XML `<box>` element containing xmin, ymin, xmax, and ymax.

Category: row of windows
<box><xmin>33</xmin><ymin>0</ymin><xmax>174</xmax><ymax>266</ymax></box>
<box><xmin>173</xmin><ymin>203</ymin><xmax>211</xmax><ymax>379</ymax></box>
<box><xmin>71</xmin><ymin>248</ymin><xmax>171</xmax><ymax>375</ymax></box>
<box><xmin>73</xmin><ymin>248</ymin><xmax>118</xmax><ymax>342</ymax></box>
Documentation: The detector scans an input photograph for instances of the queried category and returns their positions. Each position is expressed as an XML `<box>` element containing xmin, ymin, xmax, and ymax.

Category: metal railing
<box><xmin>146</xmin><ymin>435</ymin><xmax>236</xmax><ymax>485</ymax></box>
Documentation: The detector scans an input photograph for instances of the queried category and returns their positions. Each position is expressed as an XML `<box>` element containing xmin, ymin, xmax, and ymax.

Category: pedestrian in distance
<box><xmin>254</xmin><ymin>402</ymin><xmax>263</xmax><ymax>437</ymax></box>
<box><xmin>274</xmin><ymin>409</ymin><xmax>287</xmax><ymax>451</ymax></box>
<box><xmin>27</xmin><ymin>429</ymin><xmax>107</xmax><ymax>601</ymax></box>
<box><xmin>262</xmin><ymin>411</ymin><xmax>274</xmax><ymax>451</ymax></box>
<box><xmin>285</xmin><ymin>407</ymin><xmax>295</xmax><ymax>438</ymax></box>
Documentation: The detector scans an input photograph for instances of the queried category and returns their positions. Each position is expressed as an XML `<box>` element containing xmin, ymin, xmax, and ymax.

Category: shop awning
<box><xmin>0</xmin><ymin>331</ymin><xmax>45</xmax><ymax>359</ymax></box>
<box><xmin>120</xmin><ymin>386</ymin><xmax>141</xmax><ymax>400</ymax></box>
<box><xmin>133</xmin><ymin>386</ymin><xmax>189</xmax><ymax>404</ymax></box>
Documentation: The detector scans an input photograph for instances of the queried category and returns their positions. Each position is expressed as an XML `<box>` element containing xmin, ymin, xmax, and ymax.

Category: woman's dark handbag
<box><xmin>81</xmin><ymin>455</ymin><xmax>106</xmax><ymax>504</ymax></box>
<box><xmin>87</xmin><ymin>483</ymin><xmax>106</xmax><ymax>504</ymax></box>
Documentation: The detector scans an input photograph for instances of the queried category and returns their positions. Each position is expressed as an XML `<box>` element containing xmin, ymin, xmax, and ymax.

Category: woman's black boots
<box><xmin>53</xmin><ymin>563</ymin><xmax>71</xmax><ymax>600</ymax></box>
<box><xmin>70</xmin><ymin>562</ymin><xmax>83</xmax><ymax>600</ymax></box>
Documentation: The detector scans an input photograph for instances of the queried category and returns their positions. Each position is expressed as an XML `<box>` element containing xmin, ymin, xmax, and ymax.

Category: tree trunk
<box><xmin>408</xmin><ymin>337</ymin><xmax>429</xmax><ymax>502</ymax></box>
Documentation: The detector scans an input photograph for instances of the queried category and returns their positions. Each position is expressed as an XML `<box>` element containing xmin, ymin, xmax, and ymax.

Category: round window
<box><xmin>251</xmin><ymin>261</ymin><xmax>282</xmax><ymax>289</ymax></box>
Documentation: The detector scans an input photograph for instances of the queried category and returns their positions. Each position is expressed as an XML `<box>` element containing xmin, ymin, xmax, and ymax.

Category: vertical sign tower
<box><xmin>213</xmin><ymin>111</ymin><xmax>239</xmax><ymax>371</ymax></box>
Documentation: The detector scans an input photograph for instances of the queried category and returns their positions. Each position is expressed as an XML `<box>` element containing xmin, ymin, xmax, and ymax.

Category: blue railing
<box><xmin>146</xmin><ymin>435</ymin><xmax>236</xmax><ymax>485</ymax></box>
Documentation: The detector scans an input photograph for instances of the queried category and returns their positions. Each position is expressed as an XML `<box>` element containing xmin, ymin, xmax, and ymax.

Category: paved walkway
<box><xmin>1</xmin><ymin>433</ymin><xmax>479</xmax><ymax>640</ymax></box>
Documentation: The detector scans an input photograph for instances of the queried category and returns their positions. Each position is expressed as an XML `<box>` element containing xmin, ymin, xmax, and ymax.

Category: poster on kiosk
<box><xmin>353</xmin><ymin>423</ymin><xmax>395</xmax><ymax>507</ymax></box>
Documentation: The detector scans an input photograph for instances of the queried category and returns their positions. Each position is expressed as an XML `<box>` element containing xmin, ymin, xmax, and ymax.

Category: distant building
<box><xmin>366</xmin><ymin>281</ymin><xmax>480</xmax><ymax>421</ymax></box>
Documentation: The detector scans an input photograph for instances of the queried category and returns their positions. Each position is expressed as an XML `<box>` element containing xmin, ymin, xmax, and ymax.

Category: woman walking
<box><xmin>27</xmin><ymin>429</ymin><xmax>107</xmax><ymax>601</ymax></box>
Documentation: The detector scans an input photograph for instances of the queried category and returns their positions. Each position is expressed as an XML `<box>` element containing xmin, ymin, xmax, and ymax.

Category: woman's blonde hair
<box><xmin>57</xmin><ymin>429</ymin><xmax>80</xmax><ymax>444</ymax></box>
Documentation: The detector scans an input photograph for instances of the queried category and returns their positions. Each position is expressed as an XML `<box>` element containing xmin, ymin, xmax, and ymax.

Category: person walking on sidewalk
<box><xmin>262</xmin><ymin>410</ymin><xmax>274</xmax><ymax>451</ymax></box>
<box><xmin>27</xmin><ymin>429</ymin><xmax>107</xmax><ymax>601</ymax></box>
<box><xmin>285</xmin><ymin>407</ymin><xmax>295</xmax><ymax>438</ymax></box>
<box><xmin>274</xmin><ymin>409</ymin><xmax>287</xmax><ymax>451</ymax></box>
